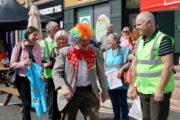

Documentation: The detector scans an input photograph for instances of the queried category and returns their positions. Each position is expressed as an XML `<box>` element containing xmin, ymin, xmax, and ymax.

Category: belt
<box><xmin>76</xmin><ymin>85</ymin><xmax>91</xmax><ymax>89</ymax></box>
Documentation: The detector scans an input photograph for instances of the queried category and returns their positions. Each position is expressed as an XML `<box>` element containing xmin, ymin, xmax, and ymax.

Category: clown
<box><xmin>52</xmin><ymin>23</ymin><xmax>109</xmax><ymax>120</ymax></box>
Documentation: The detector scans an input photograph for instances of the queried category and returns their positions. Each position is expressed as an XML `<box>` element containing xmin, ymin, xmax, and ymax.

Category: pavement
<box><xmin>0</xmin><ymin>84</ymin><xmax>180</xmax><ymax>120</ymax></box>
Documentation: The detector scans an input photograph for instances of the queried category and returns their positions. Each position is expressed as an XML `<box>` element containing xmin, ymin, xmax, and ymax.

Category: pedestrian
<box><xmin>126</xmin><ymin>31</ymin><xmax>140</xmax><ymax>88</ymax></box>
<box><xmin>10</xmin><ymin>26</ymin><xmax>43</xmax><ymax>120</ymax></box>
<box><xmin>52</xmin><ymin>23</ymin><xmax>109</xmax><ymax>120</ymax></box>
<box><xmin>103</xmin><ymin>32</ymin><xmax>130</xmax><ymax>120</ymax></box>
<box><xmin>128</xmin><ymin>31</ymin><xmax>139</xmax><ymax>54</ymax></box>
<box><xmin>128</xmin><ymin>12</ymin><xmax>175</xmax><ymax>120</ymax></box>
<box><xmin>39</xmin><ymin>21</ymin><xmax>61</xmax><ymax>120</ymax></box>
<box><xmin>120</xmin><ymin>26</ymin><xmax>131</xmax><ymax>48</ymax></box>
<box><xmin>51</xmin><ymin>30</ymin><xmax>69</xmax><ymax>65</ymax></box>
<box><xmin>98</xmin><ymin>24</ymin><xmax>113</xmax><ymax>51</ymax></box>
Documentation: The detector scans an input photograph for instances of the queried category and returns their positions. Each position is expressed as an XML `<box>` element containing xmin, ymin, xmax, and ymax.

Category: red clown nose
<box><xmin>35</xmin><ymin>37</ymin><xmax>39</xmax><ymax>41</ymax></box>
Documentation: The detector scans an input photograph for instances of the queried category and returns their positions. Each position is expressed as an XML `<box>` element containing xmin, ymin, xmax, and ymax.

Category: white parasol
<box><xmin>28</xmin><ymin>5</ymin><xmax>43</xmax><ymax>40</ymax></box>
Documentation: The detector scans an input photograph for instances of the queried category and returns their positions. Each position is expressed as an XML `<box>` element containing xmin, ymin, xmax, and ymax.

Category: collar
<box><xmin>142</xmin><ymin>29</ymin><xmax>158</xmax><ymax>41</ymax></box>
<box><xmin>48</xmin><ymin>36</ymin><xmax>53</xmax><ymax>43</ymax></box>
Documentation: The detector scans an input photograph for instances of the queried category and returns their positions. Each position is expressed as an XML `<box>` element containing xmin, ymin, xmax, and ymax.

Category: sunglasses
<box><xmin>123</xmin><ymin>31</ymin><xmax>129</xmax><ymax>33</ymax></box>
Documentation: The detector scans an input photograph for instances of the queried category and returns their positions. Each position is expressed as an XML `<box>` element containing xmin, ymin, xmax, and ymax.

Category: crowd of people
<box><xmin>9</xmin><ymin>12</ymin><xmax>175</xmax><ymax>120</ymax></box>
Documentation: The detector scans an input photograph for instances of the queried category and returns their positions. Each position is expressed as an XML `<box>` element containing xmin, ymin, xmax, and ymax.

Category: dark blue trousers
<box><xmin>108</xmin><ymin>89</ymin><xmax>129</xmax><ymax>120</ymax></box>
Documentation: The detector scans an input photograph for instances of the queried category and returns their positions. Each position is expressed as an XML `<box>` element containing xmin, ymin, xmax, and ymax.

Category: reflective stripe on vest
<box><xmin>44</xmin><ymin>39</ymin><xmax>50</xmax><ymax>60</ymax></box>
<box><xmin>104</xmin><ymin>47</ymin><xmax>127</xmax><ymax>68</ymax></box>
<box><xmin>137</xmin><ymin>73</ymin><xmax>161</xmax><ymax>77</ymax></box>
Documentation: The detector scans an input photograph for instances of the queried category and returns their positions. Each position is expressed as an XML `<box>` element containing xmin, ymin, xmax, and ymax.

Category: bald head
<box><xmin>136</xmin><ymin>12</ymin><xmax>155</xmax><ymax>25</ymax></box>
<box><xmin>136</xmin><ymin>12</ymin><xmax>156</xmax><ymax>36</ymax></box>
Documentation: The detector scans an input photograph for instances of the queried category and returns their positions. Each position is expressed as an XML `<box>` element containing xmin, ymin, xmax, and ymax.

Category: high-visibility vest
<box><xmin>135</xmin><ymin>31</ymin><xmax>175</xmax><ymax>94</ymax></box>
<box><xmin>39</xmin><ymin>37</ymin><xmax>54</xmax><ymax>78</ymax></box>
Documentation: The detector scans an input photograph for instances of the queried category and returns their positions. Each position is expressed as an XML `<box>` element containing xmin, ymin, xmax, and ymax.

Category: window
<box><xmin>126</xmin><ymin>0</ymin><xmax>139</xmax><ymax>9</ymax></box>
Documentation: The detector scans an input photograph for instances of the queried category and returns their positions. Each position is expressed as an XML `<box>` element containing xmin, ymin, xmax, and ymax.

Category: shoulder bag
<box><xmin>5</xmin><ymin>44</ymin><xmax>22</xmax><ymax>86</ymax></box>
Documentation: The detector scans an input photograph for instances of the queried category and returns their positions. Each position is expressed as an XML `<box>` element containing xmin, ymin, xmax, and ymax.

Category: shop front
<box><xmin>37</xmin><ymin>0</ymin><xmax>63</xmax><ymax>29</ymax></box>
<box><xmin>64</xmin><ymin>0</ymin><xmax>122</xmax><ymax>42</ymax></box>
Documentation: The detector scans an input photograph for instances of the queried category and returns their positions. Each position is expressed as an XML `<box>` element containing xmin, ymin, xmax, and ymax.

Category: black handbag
<box><xmin>5</xmin><ymin>44</ymin><xmax>22</xmax><ymax>86</ymax></box>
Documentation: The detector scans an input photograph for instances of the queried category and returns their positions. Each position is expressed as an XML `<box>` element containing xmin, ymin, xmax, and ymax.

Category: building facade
<box><xmin>64</xmin><ymin>0</ymin><xmax>180</xmax><ymax>64</ymax></box>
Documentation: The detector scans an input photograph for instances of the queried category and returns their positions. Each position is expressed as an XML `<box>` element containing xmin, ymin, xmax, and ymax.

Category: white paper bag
<box><xmin>128</xmin><ymin>96</ymin><xmax>142</xmax><ymax>120</ymax></box>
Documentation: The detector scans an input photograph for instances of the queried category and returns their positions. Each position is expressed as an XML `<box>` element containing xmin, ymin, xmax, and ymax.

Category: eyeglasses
<box><xmin>123</xmin><ymin>31</ymin><xmax>129</xmax><ymax>33</ymax></box>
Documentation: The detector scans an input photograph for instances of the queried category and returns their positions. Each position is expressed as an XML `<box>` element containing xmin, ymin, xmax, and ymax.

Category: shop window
<box><xmin>126</xmin><ymin>0</ymin><xmax>139</xmax><ymax>9</ymax></box>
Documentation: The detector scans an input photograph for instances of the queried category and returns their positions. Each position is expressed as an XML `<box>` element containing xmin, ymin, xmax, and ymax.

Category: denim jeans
<box><xmin>139</xmin><ymin>92</ymin><xmax>172</xmax><ymax>120</ymax></box>
<box><xmin>108</xmin><ymin>89</ymin><xmax>129</xmax><ymax>120</ymax></box>
<box><xmin>16</xmin><ymin>76</ymin><xmax>31</xmax><ymax>120</ymax></box>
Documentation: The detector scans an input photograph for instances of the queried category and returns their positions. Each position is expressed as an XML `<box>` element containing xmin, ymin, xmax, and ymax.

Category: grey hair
<box><xmin>137</xmin><ymin>12</ymin><xmax>155</xmax><ymax>25</ymax></box>
<box><xmin>45</xmin><ymin>21</ymin><xmax>58</xmax><ymax>34</ymax></box>
<box><xmin>54</xmin><ymin>30</ymin><xmax>69</xmax><ymax>47</ymax></box>
<box><xmin>107</xmin><ymin>24</ymin><xmax>113</xmax><ymax>28</ymax></box>
<box><xmin>108</xmin><ymin>33</ymin><xmax>121</xmax><ymax>44</ymax></box>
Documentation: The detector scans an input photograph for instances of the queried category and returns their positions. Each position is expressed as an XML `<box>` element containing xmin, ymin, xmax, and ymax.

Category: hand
<box><xmin>154</xmin><ymin>89</ymin><xmax>164</xmax><ymax>102</ymax></box>
<box><xmin>117</xmin><ymin>69</ymin><xmax>123</xmax><ymax>78</ymax></box>
<box><xmin>24</xmin><ymin>59</ymin><xmax>32</xmax><ymax>66</ymax></box>
<box><xmin>61</xmin><ymin>84</ymin><xmax>73</xmax><ymax>100</ymax></box>
<box><xmin>128</xmin><ymin>54</ymin><xmax>134</xmax><ymax>62</ymax></box>
<box><xmin>101</xmin><ymin>88</ymin><xmax>109</xmax><ymax>103</ymax></box>
<box><xmin>44</xmin><ymin>61</ymin><xmax>52</xmax><ymax>69</ymax></box>
<box><xmin>101</xmin><ymin>48</ymin><xmax>105</xmax><ymax>52</ymax></box>
<box><xmin>128</xmin><ymin>85</ymin><xmax>137</xmax><ymax>100</ymax></box>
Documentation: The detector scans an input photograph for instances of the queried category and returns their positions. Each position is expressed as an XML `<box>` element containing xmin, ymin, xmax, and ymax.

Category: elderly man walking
<box><xmin>52</xmin><ymin>23</ymin><xmax>108</xmax><ymax>120</ymax></box>
<box><xmin>128</xmin><ymin>12</ymin><xmax>175</xmax><ymax>120</ymax></box>
<box><xmin>39</xmin><ymin>21</ymin><xmax>61</xmax><ymax>120</ymax></box>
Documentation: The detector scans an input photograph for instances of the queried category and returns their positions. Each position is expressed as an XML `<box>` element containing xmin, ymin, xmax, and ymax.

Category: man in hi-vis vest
<box><xmin>128</xmin><ymin>12</ymin><xmax>175</xmax><ymax>120</ymax></box>
<box><xmin>39</xmin><ymin>21</ymin><xmax>60</xmax><ymax>120</ymax></box>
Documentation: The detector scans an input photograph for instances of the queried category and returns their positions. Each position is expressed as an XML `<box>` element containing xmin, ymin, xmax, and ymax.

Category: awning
<box><xmin>0</xmin><ymin>0</ymin><xmax>59</xmax><ymax>31</ymax></box>
<box><xmin>140</xmin><ymin>0</ymin><xmax>180</xmax><ymax>12</ymax></box>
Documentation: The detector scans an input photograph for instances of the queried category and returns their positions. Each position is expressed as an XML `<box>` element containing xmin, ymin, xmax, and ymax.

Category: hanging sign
<box><xmin>95</xmin><ymin>14</ymin><xmax>110</xmax><ymax>42</ymax></box>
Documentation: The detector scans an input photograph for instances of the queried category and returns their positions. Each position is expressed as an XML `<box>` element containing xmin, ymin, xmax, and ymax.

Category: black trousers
<box><xmin>16</xmin><ymin>76</ymin><xmax>31</xmax><ymax>120</ymax></box>
<box><xmin>46</xmin><ymin>78</ymin><xmax>61</xmax><ymax>120</ymax></box>
<box><xmin>139</xmin><ymin>92</ymin><xmax>172</xmax><ymax>120</ymax></box>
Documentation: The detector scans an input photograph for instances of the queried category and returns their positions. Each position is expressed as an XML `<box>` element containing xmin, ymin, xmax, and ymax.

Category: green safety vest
<box><xmin>135</xmin><ymin>31</ymin><xmax>175</xmax><ymax>94</ymax></box>
<box><xmin>39</xmin><ymin>37</ymin><xmax>54</xmax><ymax>78</ymax></box>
